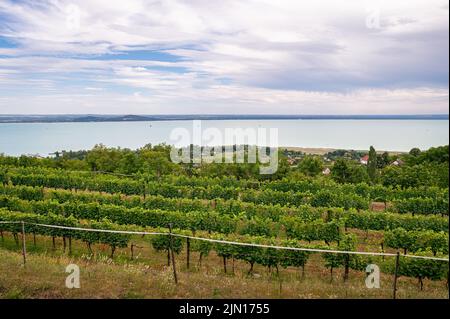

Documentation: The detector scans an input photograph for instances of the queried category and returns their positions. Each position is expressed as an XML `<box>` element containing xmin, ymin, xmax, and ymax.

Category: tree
<box><xmin>376</xmin><ymin>152</ymin><xmax>390</xmax><ymax>169</ymax></box>
<box><xmin>409</xmin><ymin>148</ymin><xmax>422</xmax><ymax>157</ymax></box>
<box><xmin>348</xmin><ymin>165</ymin><xmax>369</xmax><ymax>184</ymax></box>
<box><xmin>140</xmin><ymin>149</ymin><xmax>182</xmax><ymax>178</ymax></box>
<box><xmin>331</xmin><ymin>159</ymin><xmax>368</xmax><ymax>184</ymax></box>
<box><xmin>381</xmin><ymin>162</ymin><xmax>449</xmax><ymax>189</ymax></box>
<box><xmin>117</xmin><ymin>151</ymin><xmax>140</xmax><ymax>175</ymax></box>
<box><xmin>406</xmin><ymin>145</ymin><xmax>448</xmax><ymax>166</ymax></box>
<box><xmin>331</xmin><ymin>159</ymin><xmax>348</xmax><ymax>183</ymax></box>
<box><xmin>367</xmin><ymin>146</ymin><xmax>377</xmax><ymax>183</ymax></box>
<box><xmin>85</xmin><ymin>144</ymin><xmax>122</xmax><ymax>172</ymax></box>
<box><xmin>419</xmin><ymin>145</ymin><xmax>448</xmax><ymax>163</ymax></box>
<box><xmin>298</xmin><ymin>155</ymin><xmax>323</xmax><ymax>177</ymax></box>
<box><xmin>331</xmin><ymin>159</ymin><xmax>350</xmax><ymax>183</ymax></box>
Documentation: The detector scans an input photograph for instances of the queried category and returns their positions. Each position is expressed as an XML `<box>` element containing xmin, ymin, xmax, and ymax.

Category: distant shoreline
<box><xmin>0</xmin><ymin>114</ymin><xmax>448</xmax><ymax>123</ymax></box>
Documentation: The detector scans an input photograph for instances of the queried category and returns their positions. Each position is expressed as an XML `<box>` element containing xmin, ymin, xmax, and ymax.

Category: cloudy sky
<box><xmin>0</xmin><ymin>0</ymin><xmax>448</xmax><ymax>114</ymax></box>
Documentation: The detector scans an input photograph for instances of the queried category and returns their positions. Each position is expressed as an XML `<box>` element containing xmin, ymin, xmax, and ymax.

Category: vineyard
<box><xmin>0</xmin><ymin>161</ymin><xmax>448</xmax><ymax>298</ymax></box>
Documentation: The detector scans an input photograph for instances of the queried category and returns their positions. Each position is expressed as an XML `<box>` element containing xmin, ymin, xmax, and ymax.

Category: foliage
<box><xmin>298</xmin><ymin>156</ymin><xmax>324</xmax><ymax>177</ymax></box>
<box><xmin>384</xmin><ymin>228</ymin><xmax>448</xmax><ymax>255</ymax></box>
<box><xmin>331</xmin><ymin>159</ymin><xmax>369</xmax><ymax>184</ymax></box>
<box><xmin>150</xmin><ymin>233</ymin><xmax>184</xmax><ymax>255</ymax></box>
<box><xmin>368</xmin><ymin>146</ymin><xmax>378</xmax><ymax>183</ymax></box>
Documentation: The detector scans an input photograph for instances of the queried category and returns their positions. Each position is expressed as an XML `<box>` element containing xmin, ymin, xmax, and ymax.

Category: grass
<box><xmin>0</xmin><ymin>233</ymin><xmax>448</xmax><ymax>299</ymax></box>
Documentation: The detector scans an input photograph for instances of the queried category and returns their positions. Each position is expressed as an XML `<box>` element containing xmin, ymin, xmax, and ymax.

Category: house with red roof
<box><xmin>360</xmin><ymin>155</ymin><xmax>369</xmax><ymax>165</ymax></box>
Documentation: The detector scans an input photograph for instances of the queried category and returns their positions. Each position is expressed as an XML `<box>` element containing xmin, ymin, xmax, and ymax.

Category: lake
<box><xmin>0</xmin><ymin>119</ymin><xmax>448</xmax><ymax>156</ymax></box>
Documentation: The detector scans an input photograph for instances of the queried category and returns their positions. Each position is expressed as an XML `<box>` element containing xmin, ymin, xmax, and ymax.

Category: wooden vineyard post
<box><xmin>168</xmin><ymin>224</ymin><xmax>178</xmax><ymax>284</ymax></box>
<box><xmin>223</xmin><ymin>256</ymin><xmax>227</xmax><ymax>273</ymax></box>
<box><xmin>343</xmin><ymin>254</ymin><xmax>349</xmax><ymax>282</ymax></box>
<box><xmin>142</xmin><ymin>182</ymin><xmax>146</xmax><ymax>200</ymax></box>
<box><xmin>393</xmin><ymin>252</ymin><xmax>400</xmax><ymax>299</ymax></box>
<box><xmin>130</xmin><ymin>244</ymin><xmax>142</xmax><ymax>261</ymax></box>
<box><xmin>186</xmin><ymin>237</ymin><xmax>190</xmax><ymax>269</ymax></box>
<box><xmin>143</xmin><ymin>176</ymin><xmax>149</xmax><ymax>200</ymax></box>
<box><xmin>21</xmin><ymin>221</ymin><xmax>27</xmax><ymax>266</ymax></box>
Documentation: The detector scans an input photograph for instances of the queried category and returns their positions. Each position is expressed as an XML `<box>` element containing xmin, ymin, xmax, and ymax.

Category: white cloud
<box><xmin>0</xmin><ymin>85</ymin><xmax>447</xmax><ymax>115</ymax></box>
<box><xmin>0</xmin><ymin>0</ymin><xmax>448</xmax><ymax>114</ymax></box>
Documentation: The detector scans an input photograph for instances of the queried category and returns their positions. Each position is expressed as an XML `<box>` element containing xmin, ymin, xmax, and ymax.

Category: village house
<box><xmin>391</xmin><ymin>159</ymin><xmax>405</xmax><ymax>166</ymax></box>
<box><xmin>360</xmin><ymin>155</ymin><xmax>369</xmax><ymax>165</ymax></box>
<box><xmin>287</xmin><ymin>157</ymin><xmax>296</xmax><ymax>165</ymax></box>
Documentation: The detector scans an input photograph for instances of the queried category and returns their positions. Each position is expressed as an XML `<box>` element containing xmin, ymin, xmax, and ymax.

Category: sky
<box><xmin>0</xmin><ymin>0</ymin><xmax>448</xmax><ymax>115</ymax></box>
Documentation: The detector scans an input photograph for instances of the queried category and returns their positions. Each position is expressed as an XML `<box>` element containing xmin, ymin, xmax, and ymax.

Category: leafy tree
<box><xmin>381</xmin><ymin>163</ymin><xmax>449</xmax><ymax>188</ymax></box>
<box><xmin>347</xmin><ymin>165</ymin><xmax>369</xmax><ymax>184</ymax></box>
<box><xmin>376</xmin><ymin>152</ymin><xmax>390</xmax><ymax>169</ymax></box>
<box><xmin>406</xmin><ymin>145</ymin><xmax>449</xmax><ymax>166</ymax></box>
<box><xmin>367</xmin><ymin>146</ymin><xmax>378</xmax><ymax>183</ymax></box>
<box><xmin>331</xmin><ymin>159</ymin><xmax>369</xmax><ymax>184</ymax></box>
<box><xmin>86</xmin><ymin>144</ymin><xmax>122</xmax><ymax>172</ymax></box>
<box><xmin>117</xmin><ymin>151</ymin><xmax>140</xmax><ymax>175</ymax></box>
<box><xmin>298</xmin><ymin>155</ymin><xmax>324</xmax><ymax>177</ymax></box>
<box><xmin>331</xmin><ymin>159</ymin><xmax>351</xmax><ymax>183</ymax></box>
<box><xmin>140</xmin><ymin>149</ymin><xmax>181</xmax><ymax>178</ymax></box>
<box><xmin>409</xmin><ymin>148</ymin><xmax>422</xmax><ymax>157</ymax></box>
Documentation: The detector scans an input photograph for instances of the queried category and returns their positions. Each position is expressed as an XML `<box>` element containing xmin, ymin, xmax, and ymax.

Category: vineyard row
<box><xmin>0</xmin><ymin>209</ymin><xmax>447</xmax><ymax>285</ymax></box>
<box><xmin>0</xmin><ymin>191</ymin><xmax>448</xmax><ymax>255</ymax></box>
<box><xmin>1</xmin><ymin>168</ymin><xmax>448</xmax><ymax>215</ymax></box>
<box><xmin>0</xmin><ymin>183</ymin><xmax>447</xmax><ymax>234</ymax></box>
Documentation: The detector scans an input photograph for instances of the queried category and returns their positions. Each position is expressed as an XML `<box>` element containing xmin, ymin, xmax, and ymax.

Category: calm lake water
<box><xmin>0</xmin><ymin>120</ymin><xmax>448</xmax><ymax>156</ymax></box>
